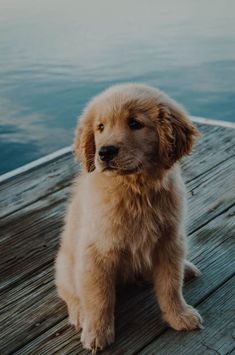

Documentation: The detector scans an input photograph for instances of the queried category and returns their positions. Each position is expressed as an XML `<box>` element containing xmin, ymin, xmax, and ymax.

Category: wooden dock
<box><xmin>0</xmin><ymin>121</ymin><xmax>234</xmax><ymax>355</ymax></box>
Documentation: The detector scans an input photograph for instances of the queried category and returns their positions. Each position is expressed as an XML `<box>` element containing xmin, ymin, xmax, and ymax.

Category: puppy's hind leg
<box><xmin>55</xmin><ymin>246</ymin><xmax>80</xmax><ymax>330</ymax></box>
<box><xmin>184</xmin><ymin>260</ymin><xmax>201</xmax><ymax>282</ymax></box>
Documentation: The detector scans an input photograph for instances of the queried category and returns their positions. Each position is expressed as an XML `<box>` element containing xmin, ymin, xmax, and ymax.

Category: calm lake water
<box><xmin>0</xmin><ymin>0</ymin><xmax>235</xmax><ymax>174</ymax></box>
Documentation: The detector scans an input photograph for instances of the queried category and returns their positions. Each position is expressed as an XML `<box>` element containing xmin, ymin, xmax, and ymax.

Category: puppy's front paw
<box><xmin>164</xmin><ymin>305</ymin><xmax>203</xmax><ymax>331</ymax></box>
<box><xmin>81</xmin><ymin>320</ymin><xmax>115</xmax><ymax>353</ymax></box>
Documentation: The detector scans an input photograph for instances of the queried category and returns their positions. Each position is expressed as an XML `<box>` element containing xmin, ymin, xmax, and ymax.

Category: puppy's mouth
<box><xmin>101</xmin><ymin>163</ymin><xmax>142</xmax><ymax>175</ymax></box>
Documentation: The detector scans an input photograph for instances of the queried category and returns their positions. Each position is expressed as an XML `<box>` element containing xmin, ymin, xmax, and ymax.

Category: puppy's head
<box><xmin>74</xmin><ymin>84</ymin><xmax>199</xmax><ymax>175</ymax></box>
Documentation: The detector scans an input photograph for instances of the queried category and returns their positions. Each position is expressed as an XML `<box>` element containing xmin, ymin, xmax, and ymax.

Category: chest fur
<box><xmin>82</xmin><ymin>172</ymin><xmax>183</xmax><ymax>272</ymax></box>
<box><xmin>105</xmin><ymin>187</ymin><xmax>178</xmax><ymax>271</ymax></box>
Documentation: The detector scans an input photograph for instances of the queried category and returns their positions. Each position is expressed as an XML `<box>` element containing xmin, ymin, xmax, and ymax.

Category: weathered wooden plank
<box><xmin>139</xmin><ymin>276</ymin><xmax>235</xmax><ymax>355</ymax></box>
<box><xmin>186</xmin><ymin>156</ymin><xmax>234</xmax><ymax>233</ymax></box>
<box><xmin>3</xmin><ymin>205</ymin><xmax>234</xmax><ymax>355</ymax></box>
<box><xmin>0</xmin><ymin>150</ymin><xmax>78</xmax><ymax>220</ymax></box>
<box><xmin>182</xmin><ymin>126</ymin><xmax>235</xmax><ymax>184</ymax></box>
<box><xmin>0</xmin><ymin>124</ymin><xmax>234</xmax><ymax>220</ymax></box>
<box><xmin>191</xmin><ymin>115</ymin><xmax>235</xmax><ymax>128</ymax></box>
<box><xmin>0</xmin><ymin>195</ymin><xmax>66</xmax><ymax>291</ymax></box>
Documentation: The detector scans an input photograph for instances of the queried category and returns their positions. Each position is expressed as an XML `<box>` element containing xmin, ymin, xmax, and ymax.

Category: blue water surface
<box><xmin>0</xmin><ymin>0</ymin><xmax>235</xmax><ymax>174</ymax></box>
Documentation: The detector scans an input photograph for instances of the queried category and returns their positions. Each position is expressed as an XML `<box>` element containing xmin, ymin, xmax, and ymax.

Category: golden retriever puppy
<box><xmin>55</xmin><ymin>83</ymin><xmax>203</xmax><ymax>352</ymax></box>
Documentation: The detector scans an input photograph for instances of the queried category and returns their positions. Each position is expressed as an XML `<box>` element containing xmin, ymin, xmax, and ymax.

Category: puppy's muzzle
<box><xmin>99</xmin><ymin>145</ymin><xmax>119</xmax><ymax>162</ymax></box>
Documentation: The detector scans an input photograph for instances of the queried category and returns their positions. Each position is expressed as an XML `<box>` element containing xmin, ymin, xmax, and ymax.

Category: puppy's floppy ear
<box><xmin>74</xmin><ymin>111</ymin><xmax>96</xmax><ymax>172</ymax></box>
<box><xmin>157</xmin><ymin>100</ymin><xmax>200</xmax><ymax>169</ymax></box>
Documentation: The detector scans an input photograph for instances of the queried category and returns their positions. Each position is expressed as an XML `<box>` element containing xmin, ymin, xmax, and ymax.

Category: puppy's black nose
<box><xmin>99</xmin><ymin>145</ymin><xmax>119</xmax><ymax>162</ymax></box>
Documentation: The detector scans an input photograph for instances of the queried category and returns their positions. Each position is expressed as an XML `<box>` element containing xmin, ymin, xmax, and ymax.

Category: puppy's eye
<box><xmin>97</xmin><ymin>123</ymin><xmax>104</xmax><ymax>132</ymax></box>
<box><xmin>128</xmin><ymin>117</ymin><xmax>144</xmax><ymax>130</ymax></box>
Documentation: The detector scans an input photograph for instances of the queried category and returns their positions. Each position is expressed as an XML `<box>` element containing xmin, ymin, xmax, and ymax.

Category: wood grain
<box><xmin>0</xmin><ymin>123</ymin><xmax>234</xmax><ymax>355</ymax></box>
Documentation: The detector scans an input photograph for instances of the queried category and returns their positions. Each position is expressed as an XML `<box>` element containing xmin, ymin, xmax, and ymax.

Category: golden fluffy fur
<box><xmin>55</xmin><ymin>83</ymin><xmax>203</xmax><ymax>352</ymax></box>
